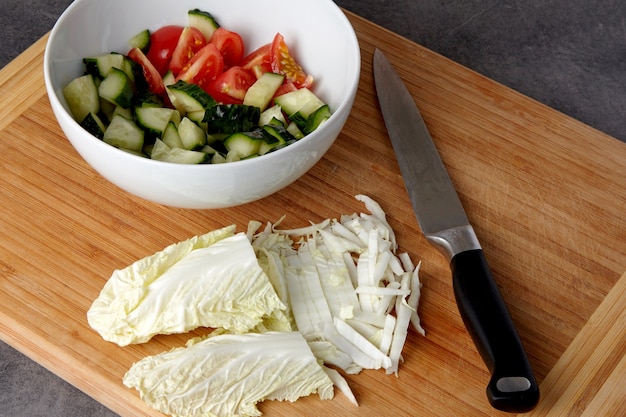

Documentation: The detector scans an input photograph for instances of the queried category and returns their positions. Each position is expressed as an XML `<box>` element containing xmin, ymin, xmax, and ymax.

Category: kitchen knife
<box><xmin>373</xmin><ymin>48</ymin><xmax>540</xmax><ymax>413</ymax></box>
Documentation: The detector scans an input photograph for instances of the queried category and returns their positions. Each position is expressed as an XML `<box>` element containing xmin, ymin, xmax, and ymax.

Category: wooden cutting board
<box><xmin>1</xmin><ymin>12</ymin><xmax>625</xmax><ymax>417</ymax></box>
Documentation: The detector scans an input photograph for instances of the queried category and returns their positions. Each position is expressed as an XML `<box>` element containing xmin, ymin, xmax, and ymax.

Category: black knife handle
<box><xmin>450</xmin><ymin>249</ymin><xmax>540</xmax><ymax>413</ymax></box>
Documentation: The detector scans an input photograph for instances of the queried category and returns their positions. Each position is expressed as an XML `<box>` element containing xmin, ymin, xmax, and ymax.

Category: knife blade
<box><xmin>373</xmin><ymin>48</ymin><xmax>540</xmax><ymax>413</ymax></box>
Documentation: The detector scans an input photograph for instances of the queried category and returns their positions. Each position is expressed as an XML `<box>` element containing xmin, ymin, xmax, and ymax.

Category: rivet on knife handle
<box><xmin>372</xmin><ymin>48</ymin><xmax>540</xmax><ymax>412</ymax></box>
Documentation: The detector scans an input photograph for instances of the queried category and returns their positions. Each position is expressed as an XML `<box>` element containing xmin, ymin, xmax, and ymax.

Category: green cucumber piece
<box><xmin>288</xmin><ymin>111</ymin><xmax>308</xmax><ymax>130</ymax></box>
<box><xmin>258</xmin><ymin>124</ymin><xmax>296</xmax><ymax>155</ymax></box>
<box><xmin>202</xmin><ymin>104</ymin><xmax>260</xmax><ymax>134</ymax></box>
<box><xmin>112</xmin><ymin>105</ymin><xmax>133</xmax><ymax>120</ymax></box>
<box><xmin>83</xmin><ymin>53</ymin><xmax>126</xmax><ymax>79</ymax></box>
<box><xmin>103</xmin><ymin>114</ymin><xmax>144</xmax><ymax>152</ymax></box>
<box><xmin>178</xmin><ymin>117</ymin><xmax>207</xmax><ymax>150</ymax></box>
<box><xmin>186</xmin><ymin>110</ymin><xmax>208</xmax><ymax>130</ymax></box>
<box><xmin>135</xmin><ymin>107</ymin><xmax>180</xmax><ymax>140</ymax></box>
<box><xmin>62</xmin><ymin>74</ymin><xmax>100</xmax><ymax>122</ymax></box>
<box><xmin>151</xmin><ymin>139</ymin><xmax>209</xmax><ymax>164</ymax></box>
<box><xmin>98</xmin><ymin>67</ymin><xmax>133</xmax><ymax>108</ymax></box>
<box><xmin>223</xmin><ymin>129</ymin><xmax>266</xmax><ymax>158</ymax></box>
<box><xmin>259</xmin><ymin>104</ymin><xmax>287</xmax><ymax>127</ymax></box>
<box><xmin>274</xmin><ymin>88</ymin><xmax>325</xmax><ymax>118</ymax></box>
<box><xmin>128</xmin><ymin>29</ymin><xmax>151</xmax><ymax>52</ymax></box>
<box><xmin>80</xmin><ymin>112</ymin><xmax>107</xmax><ymax>139</ymax></box>
<box><xmin>162</xmin><ymin>70</ymin><xmax>176</xmax><ymax>86</ymax></box>
<box><xmin>162</xmin><ymin>121</ymin><xmax>184</xmax><ymax>148</ymax></box>
<box><xmin>286</xmin><ymin>121</ymin><xmax>304</xmax><ymax>139</ymax></box>
<box><xmin>243</xmin><ymin>72</ymin><xmax>285</xmax><ymax>111</ymax></box>
<box><xmin>188</xmin><ymin>9</ymin><xmax>220</xmax><ymax>40</ymax></box>
<box><xmin>304</xmin><ymin>104</ymin><xmax>331</xmax><ymax>134</ymax></box>
<box><xmin>166</xmin><ymin>80</ymin><xmax>217</xmax><ymax>115</ymax></box>
<box><xmin>134</xmin><ymin>91</ymin><xmax>164</xmax><ymax>108</ymax></box>
<box><xmin>211</xmin><ymin>152</ymin><xmax>227</xmax><ymax>164</ymax></box>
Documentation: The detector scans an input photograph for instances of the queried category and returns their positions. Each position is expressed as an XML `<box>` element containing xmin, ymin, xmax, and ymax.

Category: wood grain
<box><xmin>1</xmin><ymin>12</ymin><xmax>625</xmax><ymax>417</ymax></box>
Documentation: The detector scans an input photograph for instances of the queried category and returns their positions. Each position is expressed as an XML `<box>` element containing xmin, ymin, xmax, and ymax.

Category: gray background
<box><xmin>1</xmin><ymin>1</ymin><xmax>624</xmax><ymax>416</ymax></box>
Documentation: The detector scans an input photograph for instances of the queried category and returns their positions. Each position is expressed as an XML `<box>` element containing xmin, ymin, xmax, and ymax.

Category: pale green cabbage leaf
<box><xmin>87</xmin><ymin>226</ymin><xmax>287</xmax><ymax>346</ymax></box>
<box><xmin>123</xmin><ymin>331</ymin><xmax>334</xmax><ymax>417</ymax></box>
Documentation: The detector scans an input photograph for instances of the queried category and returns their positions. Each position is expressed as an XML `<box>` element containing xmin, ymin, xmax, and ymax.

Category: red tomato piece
<box><xmin>128</xmin><ymin>47</ymin><xmax>165</xmax><ymax>95</ymax></box>
<box><xmin>242</xmin><ymin>43</ymin><xmax>272</xmax><ymax>79</ymax></box>
<box><xmin>273</xmin><ymin>82</ymin><xmax>298</xmax><ymax>98</ymax></box>
<box><xmin>270</xmin><ymin>33</ymin><xmax>313</xmax><ymax>88</ymax></box>
<box><xmin>206</xmin><ymin>66</ymin><xmax>256</xmax><ymax>104</ymax></box>
<box><xmin>169</xmin><ymin>27</ymin><xmax>207</xmax><ymax>75</ymax></box>
<box><xmin>145</xmin><ymin>25</ymin><xmax>184</xmax><ymax>76</ymax></box>
<box><xmin>209</xmin><ymin>27</ymin><xmax>245</xmax><ymax>69</ymax></box>
<box><xmin>176</xmin><ymin>43</ymin><xmax>224</xmax><ymax>91</ymax></box>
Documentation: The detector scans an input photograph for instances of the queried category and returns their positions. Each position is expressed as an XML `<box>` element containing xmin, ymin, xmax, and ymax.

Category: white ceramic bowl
<box><xmin>44</xmin><ymin>0</ymin><xmax>360</xmax><ymax>209</ymax></box>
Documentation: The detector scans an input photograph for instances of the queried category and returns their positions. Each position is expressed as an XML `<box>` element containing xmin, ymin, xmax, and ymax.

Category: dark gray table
<box><xmin>1</xmin><ymin>1</ymin><xmax>624</xmax><ymax>416</ymax></box>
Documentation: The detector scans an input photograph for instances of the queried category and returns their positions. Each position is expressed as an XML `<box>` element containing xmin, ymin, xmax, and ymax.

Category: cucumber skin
<box><xmin>203</xmin><ymin>104</ymin><xmax>260</xmax><ymax>134</ymax></box>
<box><xmin>98</xmin><ymin>67</ymin><xmax>133</xmax><ymax>108</ymax></box>
<box><xmin>166</xmin><ymin>80</ymin><xmax>217</xmax><ymax>114</ymax></box>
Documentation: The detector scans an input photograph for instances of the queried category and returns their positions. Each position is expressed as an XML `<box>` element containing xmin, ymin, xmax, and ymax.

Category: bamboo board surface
<box><xmin>1</xmin><ymin>12</ymin><xmax>625</xmax><ymax>417</ymax></box>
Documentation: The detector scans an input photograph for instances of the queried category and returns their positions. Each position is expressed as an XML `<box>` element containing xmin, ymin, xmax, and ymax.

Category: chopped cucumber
<box><xmin>128</xmin><ymin>29</ymin><xmax>151</xmax><ymax>52</ymax></box>
<box><xmin>223</xmin><ymin>130</ymin><xmax>266</xmax><ymax>158</ymax></box>
<box><xmin>162</xmin><ymin>121</ymin><xmax>184</xmax><ymax>148</ymax></box>
<box><xmin>120</xmin><ymin>56</ymin><xmax>137</xmax><ymax>83</ymax></box>
<box><xmin>62</xmin><ymin>74</ymin><xmax>100</xmax><ymax>122</ymax></box>
<box><xmin>203</xmin><ymin>104</ymin><xmax>260</xmax><ymax>134</ymax></box>
<box><xmin>188</xmin><ymin>9</ymin><xmax>220</xmax><ymax>41</ymax></box>
<box><xmin>163</xmin><ymin>70</ymin><xmax>176</xmax><ymax>86</ymax></box>
<box><xmin>304</xmin><ymin>104</ymin><xmax>331</xmax><ymax>134</ymax></box>
<box><xmin>83</xmin><ymin>53</ymin><xmax>126</xmax><ymax>79</ymax></box>
<box><xmin>286</xmin><ymin>121</ymin><xmax>304</xmax><ymax>139</ymax></box>
<box><xmin>135</xmin><ymin>107</ymin><xmax>180</xmax><ymax>140</ymax></box>
<box><xmin>80</xmin><ymin>112</ymin><xmax>107</xmax><ymax>139</ymax></box>
<box><xmin>103</xmin><ymin>114</ymin><xmax>144</xmax><ymax>152</ymax></box>
<box><xmin>258</xmin><ymin>125</ymin><xmax>295</xmax><ymax>155</ymax></box>
<box><xmin>259</xmin><ymin>104</ymin><xmax>287</xmax><ymax>127</ymax></box>
<box><xmin>134</xmin><ymin>91</ymin><xmax>164</xmax><ymax>108</ymax></box>
<box><xmin>186</xmin><ymin>110</ymin><xmax>207</xmax><ymax>130</ymax></box>
<box><xmin>274</xmin><ymin>88</ymin><xmax>325</xmax><ymax>118</ymax></box>
<box><xmin>243</xmin><ymin>72</ymin><xmax>285</xmax><ymax>111</ymax></box>
<box><xmin>166</xmin><ymin>80</ymin><xmax>217</xmax><ymax>115</ymax></box>
<box><xmin>178</xmin><ymin>117</ymin><xmax>207</xmax><ymax>150</ymax></box>
<box><xmin>98</xmin><ymin>67</ymin><xmax>133</xmax><ymax>108</ymax></box>
<box><xmin>151</xmin><ymin>139</ymin><xmax>209</xmax><ymax>164</ymax></box>
<box><xmin>211</xmin><ymin>152</ymin><xmax>227</xmax><ymax>164</ymax></box>
<box><xmin>112</xmin><ymin>105</ymin><xmax>133</xmax><ymax>120</ymax></box>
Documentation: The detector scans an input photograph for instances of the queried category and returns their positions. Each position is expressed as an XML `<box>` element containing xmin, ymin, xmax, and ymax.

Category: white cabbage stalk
<box><xmin>249</xmin><ymin>195</ymin><xmax>426</xmax><ymax>378</ymax></box>
<box><xmin>123</xmin><ymin>331</ymin><xmax>334</xmax><ymax>417</ymax></box>
<box><xmin>88</xmin><ymin>228</ymin><xmax>287</xmax><ymax>345</ymax></box>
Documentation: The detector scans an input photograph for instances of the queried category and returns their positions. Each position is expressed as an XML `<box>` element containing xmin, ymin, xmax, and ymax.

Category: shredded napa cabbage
<box><xmin>250</xmin><ymin>195</ymin><xmax>425</xmax><ymax>377</ymax></box>
<box><xmin>123</xmin><ymin>331</ymin><xmax>334</xmax><ymax>417</ymax></box>
<box><xmin>87</xmin><ymin>226</ymin><xmax>287</xmax><ymax>346</ymax></box>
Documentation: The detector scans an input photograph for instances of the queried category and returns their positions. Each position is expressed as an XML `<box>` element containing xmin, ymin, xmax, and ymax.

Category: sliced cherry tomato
<box><xmin>206</xmin><ymin>66</ymin><xmax>256</xmax><ymax>104</ymax></box>
<box><xmin>176</xmin><ymin>43</ymin><xmax>224</xmax><ymax>91</ymax></box>
<box><xmin>145</xmin><ymin>25</ymin><xmax>184</xmax><ymax>76</ymax></box>
<box><xmin>209</xmin><ymin>27</ymin><xmax>245</xmax><ymax>69</ymax></box>
<box><xmin>128</xmin><ymin>47</ymin><xmax>165</xmax><ymax>95</ymax></box>
<box><xmin>273</xmin><ymin>81</ymin><xmax>298</xmax><ymax>98</ymax></box>
<box><xmin>242</xmin><ymin>43</ymin><xmax>272</xmax><ymax>79</ymax></box>
<box><xmin>169</xmin><ymin>27</ymin><xmax>207</xmax><ymax>75</ymax></box>
<box><xmin>270</xmin><ymin>33</ymin><xmax>313</xmax><ymax>89</ymax></box>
